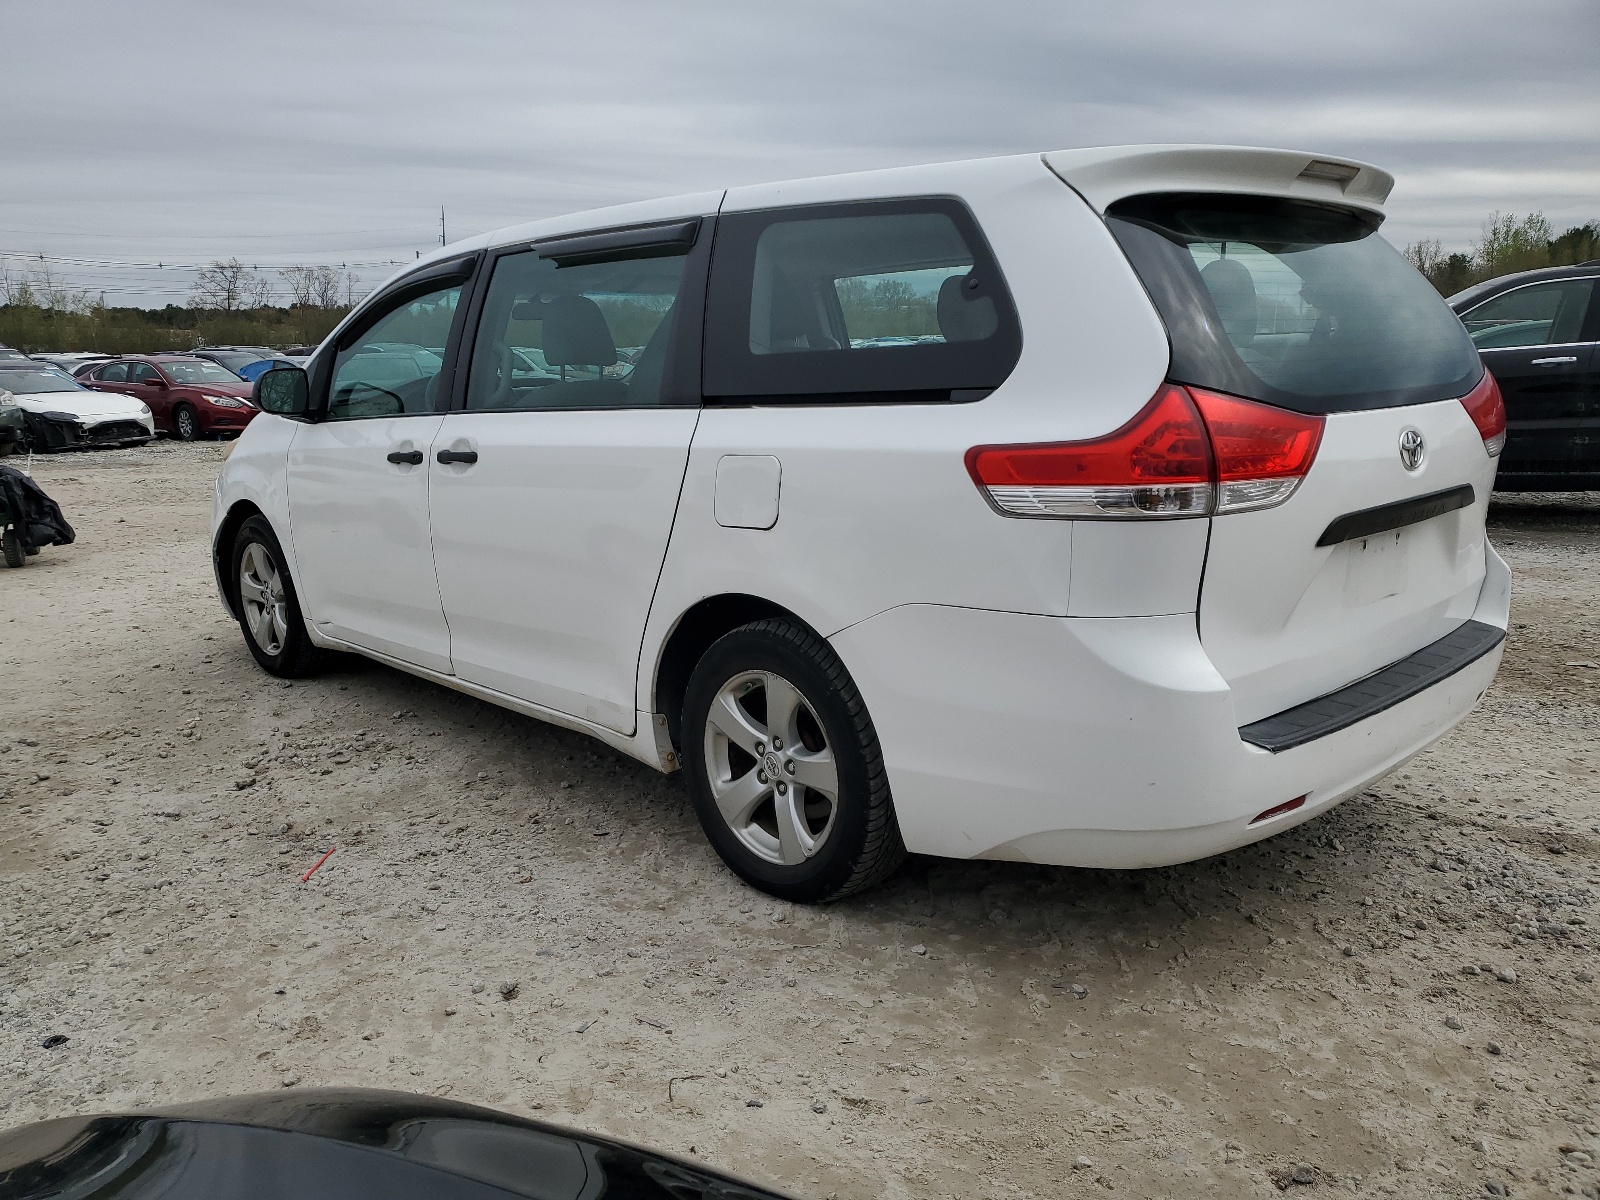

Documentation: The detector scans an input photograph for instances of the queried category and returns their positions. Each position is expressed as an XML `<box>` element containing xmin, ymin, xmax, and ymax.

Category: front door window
<box><xmin>327</xmin><ymin>285</ymin><xmax>462</xmax><ymax>420</ymax></box>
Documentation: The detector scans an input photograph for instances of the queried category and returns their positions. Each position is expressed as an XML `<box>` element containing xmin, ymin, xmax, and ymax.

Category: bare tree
<box><xmin>192</xmin><ymin>257</ymin><xmax>258</xmax><ymax>311</ymax></box>
<box><xmin>1404</xmin><ymin>238</ymin><xmax>1444</xmax><ymax>278</ymax></box>
<box><xmin>25</xmin><ymin>259</ymin><xmax>90</xmax><ymax>312</ymax></box>
<box><xmin>0</xmin><ymin>261</ymin><xmax>26</xmax><ymax>306</ymax></box>
<box><xmin>244</xmin><ymin>271</ymin><xmax>273</xmax><ymax>309</ymax></box>
<box><xmin>312</xmin><ymin>265</ymin><xmax>345</xmax><ymax>308</ymax></box>
<box><xmin>282</xmin><ymin>264</ymin><xmax>346</xmax><ymax>308</ymax></box>
<box><xmin>279</xmin><ymin>265</ymin><xmax>317</xmax><ymax>307</ymax></box>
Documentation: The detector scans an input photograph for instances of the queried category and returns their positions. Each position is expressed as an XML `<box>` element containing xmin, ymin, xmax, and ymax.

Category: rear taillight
<box><xmin>1458</xmin><ymin>370</ymin><xmax>1506</xmax><ymax>457</ymax></box>
<box><xmin>1191</xmin><ymin>387</ymin><xmax>1324</xmax><ymax>514</ymax></box>
<box><xmin>965</xmin><ymin>386</ymin><xmax>1210</xmax><ymax>518</ymax></box>
<box><xmin>967</xmin><ymin>385</ymin><xmax>1323</xmax><ymax>519</ymax></box>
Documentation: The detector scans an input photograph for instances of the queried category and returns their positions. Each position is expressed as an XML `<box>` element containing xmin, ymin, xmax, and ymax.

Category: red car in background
<box><xmin>81</xmin><ymin>354</ymin><xmax>260</xmax><ymax>440</ymax></box>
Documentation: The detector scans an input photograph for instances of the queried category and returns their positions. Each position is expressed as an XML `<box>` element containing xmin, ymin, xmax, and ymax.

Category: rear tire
<box><xmin>681</xmin><ymin>619</ymin><xmax>905</xmax><ymax>903</ymax></box>
<box><xmin>174</xmin><ymin>404</ymin><xmax>200</xmax><ymax>442</ymax></box>
<box><xmin>2</xmin><ymin>528</ymin><xmax>23</xmax><ymax>568</ymax></box>
<box><xmin>231</xmin><ymin>515</ymin><xmax>322</xmax><ymax>677</ymax></box>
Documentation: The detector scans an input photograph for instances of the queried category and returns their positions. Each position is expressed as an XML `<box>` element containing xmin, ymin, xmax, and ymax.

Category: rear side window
<box><xmin>97</xmin><ymin>362</ymin><xmax>129</xmax><ymax>383</ymax></box>
<box><xmin>1458</xmin><ymin>279</ymin><xmax>1594</xmax><ymax>349</ymax></box>
<box><xmin>1108</xmin><ymin>193</ymin><xmax>1482</xmax><ymax>414</ymax></box>
<box><xmin>704</xmin><ymin>198</ymin><xmax>1020</xmax><ymax>403</ymax></box>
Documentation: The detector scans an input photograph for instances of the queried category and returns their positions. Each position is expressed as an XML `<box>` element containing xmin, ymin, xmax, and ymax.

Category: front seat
<box><xmin>536</xmin><ymin>295</ymin><xmax>627</xmax><ymax>406</ymax></box>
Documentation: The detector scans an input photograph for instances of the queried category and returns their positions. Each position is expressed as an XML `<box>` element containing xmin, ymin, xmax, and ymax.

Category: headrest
<box><xmin>1199</xmin><ymin>257</ymin><xmax>1258</xmax><ymax>341</ymax></box>
<box><xmin>936</xmin><ymin>273</ymin><xmax>998</xmax><ymax>343</ymax></box>
<box><xmin>540</xmin><ymin>295</ymin><xmax>617</xmax><ymax>368</ymax></box>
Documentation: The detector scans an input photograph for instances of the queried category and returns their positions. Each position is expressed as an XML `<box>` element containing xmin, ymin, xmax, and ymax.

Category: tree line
<box><xmin>1406</xmin><ymin>213</ymin><xmax>1598</xmax><ymax>296</ymax></box>
<box><xmin>0</xmin><ymin>257</ymin><xmax>367</xmax><ymax>353</ymax></box>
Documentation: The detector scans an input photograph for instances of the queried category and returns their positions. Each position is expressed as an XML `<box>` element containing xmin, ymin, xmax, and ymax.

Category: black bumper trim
<box><xmin>1316</xmin><ymin>484</ymin><xmax>1475</xmax><ymax>548</ymax></box>
<box><xmin>1238</xmin><ymin>619</ymin><xmax>1505</xmax><ymax>753</ymax></box>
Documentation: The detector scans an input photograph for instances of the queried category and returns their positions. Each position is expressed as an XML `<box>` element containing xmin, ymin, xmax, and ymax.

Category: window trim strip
<box><xmin>533</xmin><ymin>219</ymin><xmax>701</xmax><ymax>266</ymax></box>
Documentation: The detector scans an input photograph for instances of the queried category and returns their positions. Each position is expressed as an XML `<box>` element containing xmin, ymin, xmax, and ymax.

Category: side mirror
<box><xmin>253</xmin><ymin>366</ymin><xmax>309</xmax><ymax>415</ymax></box>
<box><xmin>147</xmin><ymin>376</ymin><xmax>168</xmax><ymax>388</ymax></box>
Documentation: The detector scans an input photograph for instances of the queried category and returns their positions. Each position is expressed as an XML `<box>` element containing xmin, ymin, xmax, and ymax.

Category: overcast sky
<box><xmin>5</xmin><ymin>0</ymin><xmax>1597</xmax><ymax>307</ymax></box>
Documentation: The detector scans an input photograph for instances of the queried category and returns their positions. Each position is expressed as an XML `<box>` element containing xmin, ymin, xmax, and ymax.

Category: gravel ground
<box><xmin>1</xmin><ymin>440</ymin><xmax>1596</xmax><ymax>1199</ymax></box>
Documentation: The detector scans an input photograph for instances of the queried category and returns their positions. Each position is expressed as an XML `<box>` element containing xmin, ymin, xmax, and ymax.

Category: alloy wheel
<box><xmin>702</xmin><ymin>670</ymin><xmax>839</xmax><ymax>866</ymax></box>
<box><xmin>238</xmin><ymin>541</ymin><xmax>288</xmax><ymax>656</ymax></box>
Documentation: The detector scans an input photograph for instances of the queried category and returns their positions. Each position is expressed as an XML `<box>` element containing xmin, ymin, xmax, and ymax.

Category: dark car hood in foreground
<box><xmin>0</xmin><ymin>1088</ymin><xmax>791</xmax><ymax>1200</ymax></box>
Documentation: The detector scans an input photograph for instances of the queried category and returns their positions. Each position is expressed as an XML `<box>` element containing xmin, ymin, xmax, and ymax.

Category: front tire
<box><xmin>174</xmin><ymin>404</ymin><xmax>200</xmax><ymax>441</ymax></box>
<box><xmin>681</xmin><ymin>619</ymin><xmax>905</xmax><ymax>902</ymax></box>
<box><xmin>2</xmin><ymin>528</ymin><xmax>23</xmax><ymax>568</ymax></box>
<box><xmin>231</xmin><ymin>515</ymin><xmax>322</xmax><ymax>677</ymax></box>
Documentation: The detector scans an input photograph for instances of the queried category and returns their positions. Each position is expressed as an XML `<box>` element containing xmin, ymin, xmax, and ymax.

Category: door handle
<box><xmin>436</xmin><ymin>449</ymin><xmax>478</xmax><ymax>465</ymax></box>
<box><xmin>386</xmin><ymin>450</ymin><xmax>424</xmax><ymax>465</ymax></box>
<box><xmin>1531</xmin><ymin>356</ymin><xmax>1578</xmax><ymax>365</ymax></box>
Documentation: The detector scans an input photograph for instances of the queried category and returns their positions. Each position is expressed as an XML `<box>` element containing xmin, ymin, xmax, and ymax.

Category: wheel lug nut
<box><xmin>757</xmin><ymin>771</ymin><xmax>768</xmax><ymax>784</ymax></box>
<box><xmin>753</xmin><ymin>742</ymin><xmax>765</xmax><ymax>755</ymax></box>
<box><xmin>772</xmin><ymin>737</ymin><xmax>783</xmax><ymax>750</ymax></box>
<box><xmin>785</xmin><ymin>760</ymin><xmax>796</xmax><ymax>774</ymax></box>
<box><xmin>776</xmin><ymin>782</ymin><xmax>787</xmax><ymax>795</ymax></box>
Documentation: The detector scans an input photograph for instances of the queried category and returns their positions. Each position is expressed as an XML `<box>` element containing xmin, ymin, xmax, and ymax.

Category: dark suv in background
<box><xmin>81</xmin><ymin>355</ymin><xmax>261</xmax><ymax>440</ymax></box>
<box><xmin>1451</xmin><ymin>262</ymin><xmax>1600</xmax><ymax>489</ymax></box>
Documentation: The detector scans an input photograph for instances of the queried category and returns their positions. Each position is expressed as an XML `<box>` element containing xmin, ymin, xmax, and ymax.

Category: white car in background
<box><xmin>0</xmin><ymin>362</ymin><xmax>156</xmax><ymax>450</ymax></box>
<box><xmin>30</xmin><ymin>352</ymin><xmax>113</xmax><ymax>376</ymax></box>
<box><xmin>213</xmin><ymin>144</ymin><xmax>1510</xmax><ymax>902</ymax></box>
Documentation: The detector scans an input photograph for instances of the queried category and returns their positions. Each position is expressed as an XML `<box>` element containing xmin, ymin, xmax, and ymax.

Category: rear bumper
<box><xmin>830</xmin><ymin>543</ymin><xmax>1510</xmax><ymax>869</ymax></box>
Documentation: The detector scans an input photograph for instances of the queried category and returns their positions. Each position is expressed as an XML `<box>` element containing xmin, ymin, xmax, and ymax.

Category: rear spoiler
<box><xmin>1043</xmin><ymin>145</ymin><xmax>1393</xmax><ymax>218</ymax></box>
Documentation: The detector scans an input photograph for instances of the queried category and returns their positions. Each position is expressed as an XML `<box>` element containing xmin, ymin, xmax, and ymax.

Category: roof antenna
<box><xmin>440</xmin><ymin>207</ymin><xmax>447</xmax><ymax>248</ymax></box>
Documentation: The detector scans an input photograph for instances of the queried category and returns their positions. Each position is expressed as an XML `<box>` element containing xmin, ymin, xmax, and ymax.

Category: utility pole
<box><xmin>440</xmin><ymin>207</ymin><xmax>446</xmax><ymax>247</ymax></box>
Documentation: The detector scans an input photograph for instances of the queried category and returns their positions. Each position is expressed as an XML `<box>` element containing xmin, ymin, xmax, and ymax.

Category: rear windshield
<box><xmin>1107</xmin><ymin>193</ymin><xmax>1482</xmax><ymax>414</ymax></box>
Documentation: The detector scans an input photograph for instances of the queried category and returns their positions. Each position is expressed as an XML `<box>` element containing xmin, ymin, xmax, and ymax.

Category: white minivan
<box><xmin>214</xmin><ymin>145</ymin><xmax>1509</xmax><ymax>902</ymax></box>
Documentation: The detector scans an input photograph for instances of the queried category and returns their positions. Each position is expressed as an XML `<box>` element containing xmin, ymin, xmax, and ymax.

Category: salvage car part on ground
<box><xmin>0</xmin><ymin>463</ymin><xmax>74</xmax><ymax>567</ymax></box>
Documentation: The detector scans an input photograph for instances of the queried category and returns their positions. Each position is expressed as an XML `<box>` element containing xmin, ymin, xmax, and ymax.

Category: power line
<box><xmin>0</xmin><ymin>250</ymin><xmax>410</xmax><ymax>271</ymax></box>
<box><xmin>0</xmin><ymin>225</ymin><xmax>427</xmax><ymax>240</ymax></box>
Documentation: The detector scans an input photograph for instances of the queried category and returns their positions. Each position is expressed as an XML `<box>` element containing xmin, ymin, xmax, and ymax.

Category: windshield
<box><xmin>1107</xmin><ymin>193</ymin><xmax>1482</xmax><ymax>413</ymax></box>
<box><xmin>161</xmin><ymin>361</ymin><xmax>244</xmax><ymax>385</ymax></box>
<box><xmin>0</xmin><ymin>367</ymin><xmax>84</xmax><ymax>393</ymax></box>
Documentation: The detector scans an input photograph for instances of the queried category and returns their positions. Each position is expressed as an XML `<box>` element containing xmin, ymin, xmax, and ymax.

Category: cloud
<box><xmin>5</xmin><ymin>0</ymin><xmax>1596</xmax><ymax>304</ymax></box>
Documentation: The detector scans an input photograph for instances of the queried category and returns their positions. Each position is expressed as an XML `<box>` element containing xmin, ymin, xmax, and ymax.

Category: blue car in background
<box><xmin>237</xmin><ymin>357</ymin><xmax>296</xmax><ymax>382</ymax></box>
<box><xmin>190</xmin><ymin>347</ymin><xmax>296</xmax><ymax>382</ymax></box>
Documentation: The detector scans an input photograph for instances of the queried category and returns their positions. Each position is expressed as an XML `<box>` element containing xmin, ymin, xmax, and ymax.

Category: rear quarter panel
<box><xmin>637</xmin><ymin>155</ymin><xmax>1176</xmax><ymax>712</ymax></box>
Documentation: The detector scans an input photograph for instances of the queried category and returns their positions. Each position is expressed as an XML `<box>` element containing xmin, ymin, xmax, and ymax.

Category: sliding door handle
<box><xmin>436</xmin><ymin>448</ymin><xmax>479</xmax><ymax>465</ymax></box>
<box><xmin>386</xmin><ymin>450</ymin><xmax>424</xmax><ymax>465</ymax></box>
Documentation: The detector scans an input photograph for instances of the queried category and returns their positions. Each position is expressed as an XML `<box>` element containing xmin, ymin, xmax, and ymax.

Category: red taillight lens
<box><xmin>967</xmin><ymin>385</ymin><xmax>1323</xmax><ymax>519</ymax></box>
<box><xmin>1458</xmin><ymin>370</ymin><xmax>1506</xmax><ymax>457</ymax></box>
<box><xmin>1191</xmin><ymin>388</ymin><xmax>1324</xmax><ymax>514</ymax></box>
<box><xmin>965</xmin><ymin>385</ymin><xmax>1213</xmax><ymax>517</ymax></box>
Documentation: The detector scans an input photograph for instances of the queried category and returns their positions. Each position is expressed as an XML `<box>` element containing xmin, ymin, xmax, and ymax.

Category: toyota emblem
<box><xmin>1398</xmin><ymin>428</ymin><xmax>1425</xmax><ymax>471</ymax></box>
